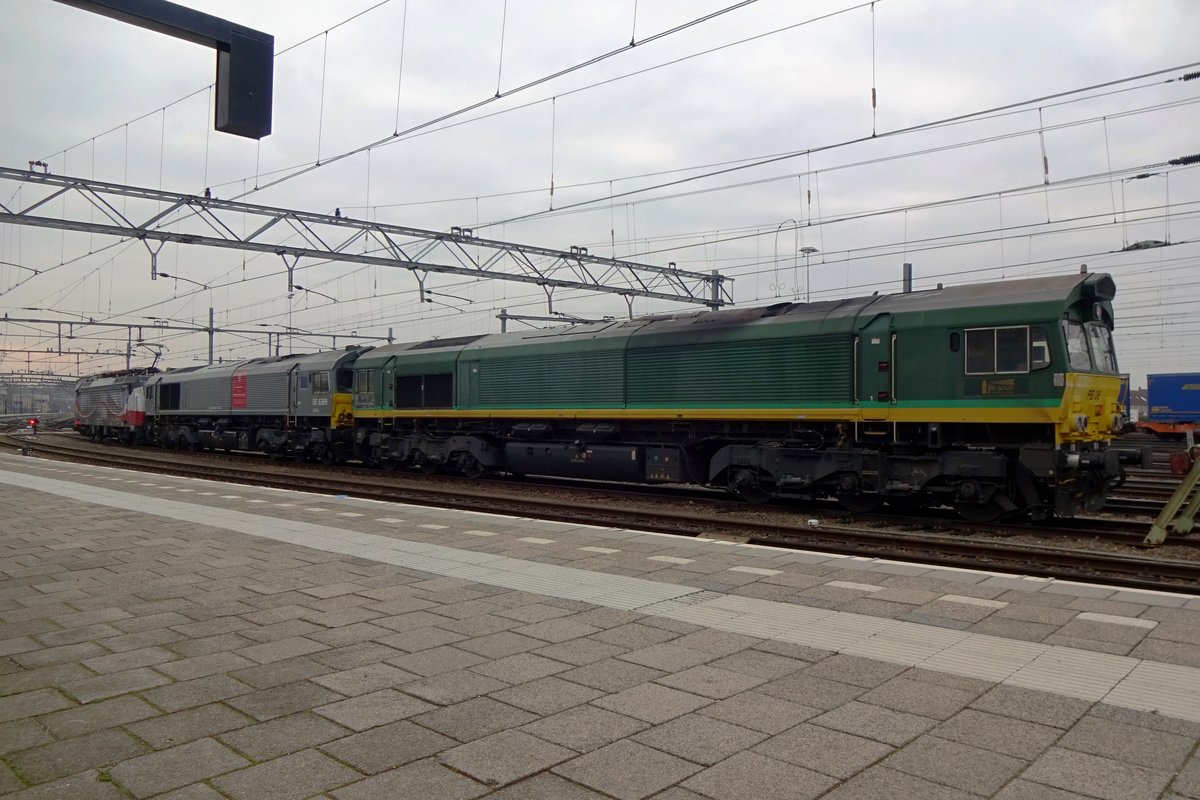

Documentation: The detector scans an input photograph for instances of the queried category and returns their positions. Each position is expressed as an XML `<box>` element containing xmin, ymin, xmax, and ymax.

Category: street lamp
<box><xmin>157</xmin><ymin>272</ymin><xmax>209</xmax><ymax>290</ymax></box>
<box><xmin>772</xmin><ymin>219</ymin><xmax>797</xmax><ymax>298</ymax></box>
<box><xmin>799</xmin><ymin>247</ymin><xmax>819</xmax><ymax>302</ymax></box>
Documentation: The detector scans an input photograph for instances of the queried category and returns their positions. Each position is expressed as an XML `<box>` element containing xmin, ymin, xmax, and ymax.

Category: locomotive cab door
<box><xmin>856</xmin><ymin>313</ymin><xmax>896</xmax><ymax>421</ymax></box>
<box><xmin>287</xmin><ymin>364</ymin><xmax>301</xmax><ymax>426</ymax></box>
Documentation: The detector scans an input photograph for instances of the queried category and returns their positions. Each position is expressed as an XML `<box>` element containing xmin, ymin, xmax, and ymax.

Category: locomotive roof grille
<box><xmin>410</xmin><ymin>335</ymin><xmax>487</xmax><ymax>350</ymax></box>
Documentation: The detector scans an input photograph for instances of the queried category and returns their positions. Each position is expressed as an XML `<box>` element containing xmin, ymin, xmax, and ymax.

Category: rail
<box><xmin>4</xmin><ymin>432</ymin><xmax>1198</xmax><ymax>594</ymax></box>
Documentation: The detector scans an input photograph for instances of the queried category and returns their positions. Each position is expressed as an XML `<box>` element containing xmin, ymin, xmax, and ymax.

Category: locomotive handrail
<box><xmin>852</xmin><ymin>336</ymin><xmax>859</xmax><ymax>404</ymax></box>
<box><xmin>891</xmin><ymin>333</ymin><xmax>898</xmax><ymax>405</ymax></box>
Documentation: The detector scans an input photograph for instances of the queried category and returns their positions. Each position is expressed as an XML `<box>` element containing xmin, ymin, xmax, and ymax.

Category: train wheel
<box><xmin>413</xmin><ymin>451</ymin><xmax>439</xmax><ymax>475</ymax></box>
<box><xmin>461</xmin><ymin>456</ymin><xmax>486</xmax><ymax>479</ymax></box>
<box><xmin>379</xmin><ymin>457</ymin><xmax>398</xmax><ymax>472</ymax></box>
<box><xmin>320</xmin><ymin>448</ymin><xmax>335</xmax><ymax>466</ymax></box>
<box><xmin>729</xmin><ymin>468</ymin><xmax>772</xmax><ymax>505</ymax></box>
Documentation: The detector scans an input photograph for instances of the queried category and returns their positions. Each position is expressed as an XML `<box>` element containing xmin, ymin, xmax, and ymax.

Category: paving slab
<box><xmin>681</xmin><ymin>751</ymin><xmax>839</xmax><ymax>800</ymax></box>
<box><xmin>210</xmin><ymin>749</ymin><xmax>364</xmax><ymax>800</ymax></box>
<box><xmin>329</xmin><ymin>758</ymin><xmax>488</xmax><ymax>800</ymax></box>
<box><xmin>882</xmin><ymin>735</ymin><xmax>1027</xmax><ymax>795</ymax></box>
<box><xmin>437</xmin><ymin>729</ymin><xmax>574</xmax><ymax>788</ymax></box>
<box><xmin>1020</xmin><ymin>746</ymin><xmax>1175</xmax><ymax>800</ymax></box>
<box><xmin>552</xmin><ymin>738</ymin><xmax>702</xmax><ymax>799</ymax></box>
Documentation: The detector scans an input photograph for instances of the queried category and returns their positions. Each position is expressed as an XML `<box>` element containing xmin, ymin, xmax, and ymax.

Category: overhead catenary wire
<box><xmin>7</xmin><ymin>7</ymin><xmax>1196</xmax><ymax>376</ymax></box>
<box><xmin>235</xmin><ymin>0</ymin><xmax>763</xmax><ymax>199</ymax></box>
<box><xmin>485</xmin><ymin>62</ymin><xmax>1200</xmax><ymax>229</ymax></box>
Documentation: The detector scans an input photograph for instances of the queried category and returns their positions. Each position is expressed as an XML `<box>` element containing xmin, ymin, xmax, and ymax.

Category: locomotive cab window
<box><xmin>159</xmin><ymin>383</ymin><xmax>181</xmax><ymax>410</ymax></box>
<box><xmin>1085</xmin><ymin>322</ymin><xmax>1119</xmax><ymax>373</ymax></box>
<box><xmin>964</xmin><ymin>326</ymin><xmax>1035</xmax><ymax>375</ymax></box>
<box><xmin>353</xmin><ymin>371</ymin><xmax>376</xmax><ymax>406</ymax></box>
<box><xmin>336</xmin><ymin>369</ymin><xmax>353</xmax><ymax>392</ymax></box>
<box><xmin>309</xmin><ymin>372</ymin><xmax>329</xmax><ymax>393</ymax></box>
<box><xmin>1062</xmin><ymin>320</ymin><xmax>1091</xmax><ymax>371</ymax></box>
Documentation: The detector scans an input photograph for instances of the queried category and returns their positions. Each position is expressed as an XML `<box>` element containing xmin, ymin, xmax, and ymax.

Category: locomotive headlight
<box><xmin>1074</xmin><ymin>414</ymin><xmax>1089</xmax><ymax>432</ymax></box>
<box><xmin>1111</xmin><ymin>413</ymin><xmax>1125</xmax><ymax>432</ymax></box>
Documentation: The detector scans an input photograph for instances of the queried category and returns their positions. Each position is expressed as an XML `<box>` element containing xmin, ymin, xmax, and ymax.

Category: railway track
<box><xmin>6</xmin><ymin>432</ymin><xmax>1199</xmax><ymax>594</ymax></box>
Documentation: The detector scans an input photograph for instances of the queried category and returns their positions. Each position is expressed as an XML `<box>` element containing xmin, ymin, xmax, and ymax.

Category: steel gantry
<box><xmin>0</xmin><ymin>167</ymin><xmax>732</xmax><ymax>309</ymax></box>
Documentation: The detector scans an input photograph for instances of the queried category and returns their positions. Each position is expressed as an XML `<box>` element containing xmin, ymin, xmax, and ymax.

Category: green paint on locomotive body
<box><xmin>350</xmin><ymin>272</ymin><xmax>1117</xmax><ymax>420</ymax></box>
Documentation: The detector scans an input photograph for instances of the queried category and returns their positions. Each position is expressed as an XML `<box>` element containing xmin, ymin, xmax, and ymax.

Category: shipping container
<box><xmin>1145</xmin><ymin>373</ymin><xmax>1200</xmax><ymax>423</ymax></box>
<box><xmin>1135</xmin><ymin>372</ymin><xmax>1200</xmax><ymax>438</ymax></box>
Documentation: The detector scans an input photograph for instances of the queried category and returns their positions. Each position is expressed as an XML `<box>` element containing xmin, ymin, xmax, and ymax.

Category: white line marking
<box><xmin>938</xmin><ymin>595</ymin><xmax>1008</xmax><ymax>609</ymax></box>
<box><xmin>1076</xmin><ymin>612</ymin><xmax>1157</xmax><ymax>629</ymax></box>
<box><xmin>648</xmin><ymin>556</ymin><xmax>693</xmax><ymax>565</ymax></box>
<box><xmin>827</xmin><ymin>581</ymin><xmax>883</xmax><ymax>593</ymax></box>
<box><xmin>729</xmin><ymin>566</ymin><xmax>782</xmax><ymax>576</ymax></box>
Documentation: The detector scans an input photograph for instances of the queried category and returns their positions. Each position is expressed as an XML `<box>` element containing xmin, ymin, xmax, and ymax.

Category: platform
<box><xmin>2</xmin><ymin>451</ymin><xmax>1200</xmax><ymax>799</ymax></box>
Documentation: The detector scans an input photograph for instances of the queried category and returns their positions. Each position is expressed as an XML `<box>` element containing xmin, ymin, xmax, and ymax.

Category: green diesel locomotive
<box><xmin>350</xmin><ymin>272</ymin><xmax>1133</xmax><ymax>521</ymax></box>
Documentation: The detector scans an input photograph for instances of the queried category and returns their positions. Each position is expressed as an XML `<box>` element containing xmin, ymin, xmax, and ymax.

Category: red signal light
<box><xmin>27</xmin><ymin>418</ymin><xmax>38</xmax><ymax>426</ymax></box>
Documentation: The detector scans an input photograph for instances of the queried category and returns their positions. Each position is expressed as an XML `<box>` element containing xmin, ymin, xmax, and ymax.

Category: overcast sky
<box><xmin>1</xmin><ymin>0</ymin><xmax>1197</xmax><ymax>385</ymax></box>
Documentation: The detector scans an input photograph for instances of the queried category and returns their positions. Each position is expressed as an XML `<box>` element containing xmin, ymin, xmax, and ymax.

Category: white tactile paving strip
<box><xmin>1076</xmin><ymin>611</ymin><xmax>1158</xmax><ymax>629</ymax></box>
<box><xmin>941</xmin><ymin>594</ymin><xmax>1009</xmax><ymax>609</ymax></box>
<box><xmin>5</xmin><ymin>462</ymin><xmax>1200</xmax><ymax>723</ymax></box>
<box><xmin>827</xmin><ymin>580</ymin><xmax>884</xmax><ymax>593</ymax></box>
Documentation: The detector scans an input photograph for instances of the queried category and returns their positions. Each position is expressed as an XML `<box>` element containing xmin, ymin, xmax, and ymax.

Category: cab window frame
<box><xmin>352</xmin><ymin>370</ymin><xmax>377</xmax><ymax>406</ymax></box>
<box><xmin>1061</xmin><ymin>319</ymin><xmax>1092</xmax><ymax>371</ymax></box>
<box><xmin>963</xmin><ymin>325</ymin><xmax>1040</xmax><ymax>376</ymax></box>
<box><xmin>1084</xmin><ymin>321</ymin><xmax>1119</xmax><ymax>374</ymax></box>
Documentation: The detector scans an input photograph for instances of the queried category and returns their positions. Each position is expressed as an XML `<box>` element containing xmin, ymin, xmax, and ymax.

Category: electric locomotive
<box><xmin>75</xmin><ymin>367</ymin><xmax>159</xmax><ymax>443</ymax></box>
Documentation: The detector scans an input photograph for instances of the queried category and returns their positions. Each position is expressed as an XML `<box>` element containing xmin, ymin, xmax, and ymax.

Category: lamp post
<box><xmin>772</xmin><ymin>219</ymin><xmax>797</xmax><ymax>298</ymax></box>
<box><xmin>799</xmin><ymin>247</ymin><xmax>819</xmax><ymax>302</ymax></box>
